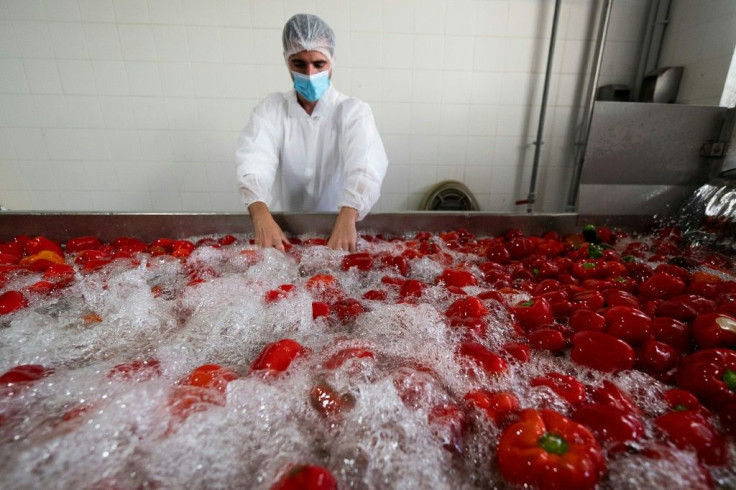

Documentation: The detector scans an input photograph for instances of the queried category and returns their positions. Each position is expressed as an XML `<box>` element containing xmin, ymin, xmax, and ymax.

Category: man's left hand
<box><xmin>327</xmin><ymin>207</ymin><xmax>359</xmax><ymax>251</ymax></box>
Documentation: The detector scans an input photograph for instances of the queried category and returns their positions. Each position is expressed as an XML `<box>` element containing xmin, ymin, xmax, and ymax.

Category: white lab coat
<box><xmin>235</xmin><ymin>85</ymin><xmax>389</xmax><ymax>220</ymax></box>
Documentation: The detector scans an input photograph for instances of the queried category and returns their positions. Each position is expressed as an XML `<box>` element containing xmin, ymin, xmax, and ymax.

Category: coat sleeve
<box><xmin>338</xmin><ymin>101</ymin><xmax>389</xmax><ymax>220</ymax></box>
<box><xmin>235</xmin><ymin>96</ymin><xmax>283</xmax><ymax>210</ymax></box>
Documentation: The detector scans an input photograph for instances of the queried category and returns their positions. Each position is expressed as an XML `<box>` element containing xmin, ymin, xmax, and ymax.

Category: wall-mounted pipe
<box><xmin>633</xmin><ymin>0</ymin><xmax>672</xmax><ymax>101</ymax></box>
<box><xmin>526</xmin><ymin>0</ymin><xmax>562</xmax><ymax>214</ymax></box>
<box><xmin>566</xmin><ymin>0</ymin><xmax>614</xmax><ymax>212</ymax></box>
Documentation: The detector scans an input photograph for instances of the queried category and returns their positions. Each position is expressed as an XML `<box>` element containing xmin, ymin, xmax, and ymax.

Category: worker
<box><xmin>236</xmin><ymin>13</ymin><xmax>389</xmax><ymax>252</ymax></box>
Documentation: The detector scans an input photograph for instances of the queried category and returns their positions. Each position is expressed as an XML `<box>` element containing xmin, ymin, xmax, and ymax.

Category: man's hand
<box><xmin>327</xmin><ymin>207</ymin><xmax>358</xmax><ymax>251</ymax></box>
<box><xmin>248</xmin><ymin>201</ymin><xmax>291</xmax><ymax>252</ymax></box>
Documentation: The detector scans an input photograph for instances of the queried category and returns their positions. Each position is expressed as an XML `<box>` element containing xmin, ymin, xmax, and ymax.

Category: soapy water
<box><xmin>0</xmin><ymin>233</ymin><xmax>734</xmax><ymax>489</ymax></box>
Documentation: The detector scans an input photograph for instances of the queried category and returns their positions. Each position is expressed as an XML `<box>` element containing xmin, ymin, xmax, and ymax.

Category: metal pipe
<box><xmin>526</xmin><ymin>0</ymin><xmax>562</xmax><ymax>214</ymax></box>
<box><xmin>565</xmin><ymin>0</ymin><xmax>614</xmax><ymax>212</ymax></box>
<box><xmin>633</xmin><ymin>0</ymin><xmax>672</xmax><ymax>100</ymax></box>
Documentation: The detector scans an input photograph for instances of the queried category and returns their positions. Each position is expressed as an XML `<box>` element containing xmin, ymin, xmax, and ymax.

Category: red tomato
<box><xmin>571</xmin><ymin>331</ymin><xmax>635</xmax><ymax>373</ymax></box>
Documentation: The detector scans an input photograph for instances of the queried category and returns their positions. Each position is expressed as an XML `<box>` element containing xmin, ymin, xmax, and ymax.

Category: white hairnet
<box><xmin>282</xmin><ymin>13</ymin><xmax>336</xmax><ymax>63</ymax></box>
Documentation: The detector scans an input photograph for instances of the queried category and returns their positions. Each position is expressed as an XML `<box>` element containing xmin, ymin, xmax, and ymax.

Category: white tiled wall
<box><xmin>0</xmin><ymin>0</ymin><xmax>653</xmax><ymax>213</ymax></box>
<box><xmin>659</xmin><ymin>0</ymin><xmax>736</xmax><ymax>106</ymax></box>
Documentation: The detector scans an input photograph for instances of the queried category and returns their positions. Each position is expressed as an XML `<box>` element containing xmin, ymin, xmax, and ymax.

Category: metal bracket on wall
<box><xmin>700</xmin><ymin>141</ymin><xmax>728</xmax><ymax>158</ymax></box>
<box><xmin>700</xmin><ymin>107</ymin><xmax>736</xmax><ymax>159</ymax></box>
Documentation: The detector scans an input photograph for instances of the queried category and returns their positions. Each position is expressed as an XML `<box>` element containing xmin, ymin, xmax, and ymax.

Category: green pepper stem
<box><xmin>725</xmin><ymin>369</ymin><xmax>736</xmax><ymax>392</ymax></box>
<box><xmin>538</xmin><ymin>432</ymin><xmax>569</xmax><ymax>455</ymax></box>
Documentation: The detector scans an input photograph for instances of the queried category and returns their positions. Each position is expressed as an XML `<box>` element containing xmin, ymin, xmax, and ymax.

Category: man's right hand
<box><xmin>248</xmin><ymin>202</ymin><xmax>291</xmax><ymax>252</ymax></box>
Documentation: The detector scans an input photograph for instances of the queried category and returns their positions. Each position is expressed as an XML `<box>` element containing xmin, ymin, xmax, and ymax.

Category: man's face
<box><xmin>288</xmin><ymin>50</ymin><xmax>331</xmax><ymax>77</ymax></box>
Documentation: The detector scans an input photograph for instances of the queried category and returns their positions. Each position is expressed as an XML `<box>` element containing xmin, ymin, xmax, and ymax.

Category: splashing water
<box><xmin>670</xmin><ymin>172</ymin><xmax>736</xmax><ymax>252</ymax></box>
<box><xmin>0</xmin><ymin>232</ymin><xmax>734</xmax><ymax>489</ymax></box>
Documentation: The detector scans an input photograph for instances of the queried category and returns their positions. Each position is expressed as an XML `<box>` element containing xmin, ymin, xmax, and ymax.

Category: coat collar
<box><xmin>287</xmin><ymin>85</ymin><xmax>337</xmax><ymax>119</ymax></box>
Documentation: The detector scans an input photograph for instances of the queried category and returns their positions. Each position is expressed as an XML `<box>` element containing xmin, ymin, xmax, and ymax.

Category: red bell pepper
<box><xmin>456</xmin><ymin>341</ymin><xmax>508</xmax><ymax>377</ymax></box>
<box><xmin>501</xmin><ymin>342</ymin><xmax>530</xmax><ymax>363</ymax></box>
<box><xmin>569</xmin><ymin>309</ymin><xmax>606</xmax><ymax>333</ymax></box>
<box><xmin>638</xmin><ymin>272</ymin><xmax>686</xmax><ymax>299</ymax></box>
<box><xmin>399</xmin><ymin>279</ymin><xmax>424</xmax><ymax>300</ymax></box>
<box><xmin>497</xmin><ymin>409</ymin><xmax>606</xmax><ymax>490</ymax></box>
<box><xmin>571</xmin><ymin>331</ymin><xmax>635</xmax><ymax>373</ymax></box>
<box><xmin>437</xmin><ymin>268</ymin><xmax>477</xmax><ymax>288</ymax></box>
<box><xmin>379</xmin><ymin>254</ymin><xmax>410</xmax><ymax>276</ymax></box>
<box><xmin>692</xmin><ymin>312</ymin><xmax>736</xmax><ymax>349</ymax></box>
<box><xmin>655</xmin><ymin>294</ymin><xmax>716</xmax><ymax>321</ymax></box>
<box><xmin>531</xmin><ymin>372</ymin><xmax>586</xmax><ymax>406</ymax></box>
<box><xmin>603</xmin><ymin>289</ymin><xmax>640</xmax><ymax>308</ymax></box>
<box><xmin>636</xmin><ymin>339</ymin><xmax>681</xmax><ymax>376</ymax></box>
<box><xmin>0</xmin><ymin>290</ymin><xmax>29</xmax><ymax>315</ymax></box>
<box><xmin>331</xmin><ymin>298</ymin><xmax>365</xmax><ymax>323</ymax></box>
<box><xmin>445</xmin><ymin>296</ymin><xmax>488</xmax><ymax>319</ymax></box>
<box><xmin>428</xmin><ymin>402</ymin><xmax>467</xmax><ymax>454</ymax></box>
<box><xmin>506</xmin><ymin>237</ymin><xmax>534</xmax><ymax>259</ymax></box>
<box><xmin>309</xmin><ymin>382</ymin><xmax>355</xmax><ymax>418</ymax></box>
<box><xmin>654</xmin><ymin>409</ymin><xmax>728</xmax><ymax>466</ymax></box>
<box><xmin>271</xmin><ymin>464</ymin><xmax>337</xmax><ymax>490</ymax></box>
<box><xmin>323</xmin><ymin>347</ymin><xmax>374</xmax><ymax>370</ymax></box>
<box><xmin>250</xmin><ymin>339</ymin><xmax>307</xmax><ymax>374</ymax></box>
<box><xmin>603</xmin><ymin>306</ymin><xmax>653</xmax><ymax>346</ymax></box>
<box><xmin>570</xmin><ymin>289</ymin><xmax>605</xmax><ymax>311</ymax></box>
<box><xmin>264</xmin><ymin>284</ymin><xmax>296</xmax><ymax>303</ymax></box>
<box><xmin>591</xmin><ymin>380</ymin><xmax>641</xmax><ymax>416</ymax></box>
<box><xmin>65</xmin><ymin>235</ymin><xmax>101</xmax><ymax>253</ymax></box>
<box><xmin>107</xmin><ymin>359</ymin><xmax>161</xmax><ymax>382</ymax></box>
<box><xmin>462</xmin><ymin>390</ymin><xmax>520</xmax><ymax>425</ymax></box>
<box><xmin>573</xmin><ymin>403</ymin><xmax>644</xmax><ymax>444</ymax></box>
<box><xmin>677</xmin><ymin>348</ymin><xmax>736</xmax><ymax>409</ymax></box>
<box><xmin>650</xmin><ymin>316</ymin><xmax>692</xmax><ymax>352</ymax></box>
<box><xmin>527</xmin><ymin>327</ymin><xmax>568</xmax><ymax>352</ymax></box>
<box><xmin>312</xmin><ymin>301</ymin><xmax>331</xmax><ymax>319</ymax></box>
<box><xmin>180</xmin><ymin>364</ymin><xmax>239</xmax><ymax>393</ymax></box>
<box><xmin>510</xmin><ymin>297</ymin><xmax>554</xmax><ymax>330</ymax></box>
<box><xmin>24</xmin><ymin>236</ymin><xmax>64</xmax><ymax>256</ymax></box>
<box><xmin>0</xmin><ymin>364</ymin><xmax>54</xmax><ymax>385</ymax></box>
<box><xmin>341</xmin><ymin>252</ymin><xmax>373</xmax><ymax>271</ymax></box>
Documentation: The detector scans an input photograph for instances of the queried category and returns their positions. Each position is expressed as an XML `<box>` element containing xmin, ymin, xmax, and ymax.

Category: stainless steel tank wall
<box><xmin>0</xmin><ymin>212</ymin><xmax>659</xmax><ymax>243</ymax></box>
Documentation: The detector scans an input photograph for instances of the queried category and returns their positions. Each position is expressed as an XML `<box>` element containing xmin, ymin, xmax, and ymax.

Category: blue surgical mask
<box><xmin>292</xmin><ymin>70</ymin><xmax>331</xmax><ymax>102</ymax></box>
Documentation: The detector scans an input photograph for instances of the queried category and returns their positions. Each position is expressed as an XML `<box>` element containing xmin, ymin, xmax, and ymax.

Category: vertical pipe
<box><xmin>526</xmin><ymin>0</ymin><xmax>562</xmax><ymax>214</ymax></box>
<box><xmin>565</xmin><ymin>0</ymin><xmax>614</xmax><ymax>212</ymax></box>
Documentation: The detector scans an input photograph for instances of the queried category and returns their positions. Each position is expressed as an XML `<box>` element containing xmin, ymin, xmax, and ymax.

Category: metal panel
<box><xmin>578</xmin><ymin>184</ymin><xmax>698</xmax><ymax>215</ymax></box>
<box><xmin>0</xmin><ymin>212</ymin><xmax>659</xmax><ymax>243</ymax></box>
<box><xmin>581</xmin><ymin>102</ymin><xmax>725</xmax><ymax>186</ymax></box>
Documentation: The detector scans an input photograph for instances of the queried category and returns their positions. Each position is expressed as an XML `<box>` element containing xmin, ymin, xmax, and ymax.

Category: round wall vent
<box><xmin>420</xmin><ymin>180</ymin><xmax>480</xmax><ymax>211</ymax></box>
